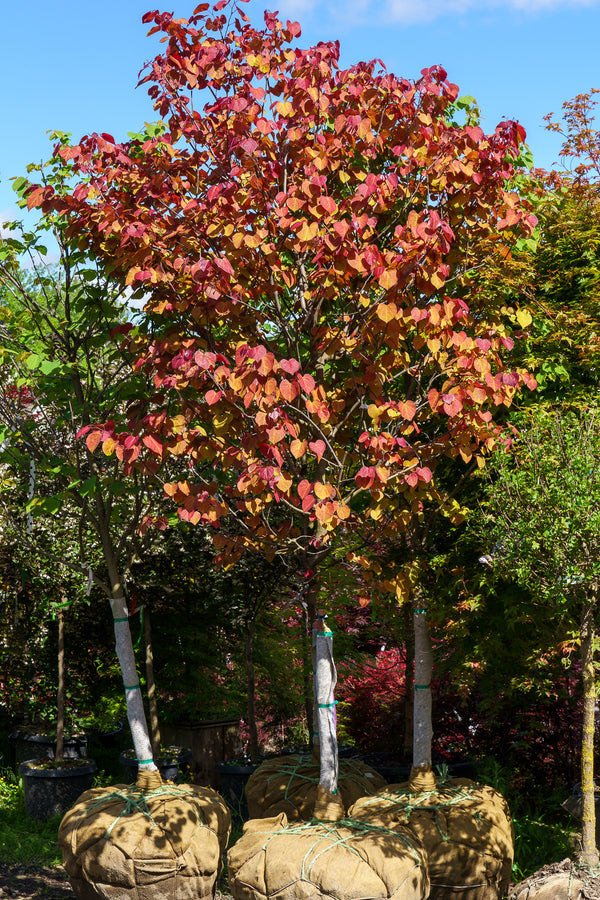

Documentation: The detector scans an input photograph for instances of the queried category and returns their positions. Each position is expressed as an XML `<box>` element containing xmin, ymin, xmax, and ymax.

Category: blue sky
<box><xmin>2</xmin><ymin>0</ymin><xmax>600</xmax><ymax>226</ymax></box>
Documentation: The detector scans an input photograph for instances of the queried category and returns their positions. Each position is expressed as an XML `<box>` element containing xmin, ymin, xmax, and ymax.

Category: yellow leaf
<box><xmin>297</xmin><ymin>221</ymin><xmax>318</xmax><ymax>243</ymax></box>
<box><xmin>275</xmin><ymin>100</ymin><xmax>294</xmax><ymax>117</ymax></box>
<box><xmin>314</xmin><ymin>482</ymin><xmax>333</xmax><ymax>500</ymax></box>
<box><xmin>277</xmin><ymin>472</ymin><xmax>293</xmax><ymax>493</ymax></box>
<box><xmin>376</xmin><ymin>302</ymin><xmax>397</xmax><ymax>323</ymax></box>
<box><xmin>290</xmin><ymin>439</ymin><xmax>307</xmax><ymax>459</ymax></box>
<box><xmin>516</xmin><ymin>307</ymin><xmax>533</xmax><ymax>328</ymax></box>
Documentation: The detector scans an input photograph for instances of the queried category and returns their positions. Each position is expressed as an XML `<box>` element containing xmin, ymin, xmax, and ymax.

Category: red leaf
<box><xmin>298</xmin><ymin>479</ymin><xmax>312</xmax><ymax>499</ymax></box>
<box><xmin>143</xmin><ymin>434</ymin><xmax>163</xmax><ymax>455</ymax></box>
<box><xmin>302</xmin><ymin>494</ymin><xmax>316</xmax><ymax>512</ymax></box>
<box><xmin>297</xmin><ymin>373</ymin><xmax>316</xmax><ymax>393</ymax></box>
<box><xmin>279</xmin><ymin>358</ymin><xmax>301</xmax><ymax>375</ymax></box>
<box><xmin>355</xmin><ymin>466</ymin><xmax>375</xmax><ymax>489</ymax></box>
<box><xmin>241</xmin><ymin>138</ymin><xmax>258</xmax><ymax>154</ymax></box>
<box><xmin>214</xmin><ymin>256</ymin><xmax>234</xmax><ymax>276</ymax></box>
<box><xmin>205</xmin><ymin>389</ymin><xmax>222</xmax><ymax>405</ymax></box>
<box><xmin>308</xmin><ymin>439</ymin><xmax>326</xmax><ymax>462</ymax></box>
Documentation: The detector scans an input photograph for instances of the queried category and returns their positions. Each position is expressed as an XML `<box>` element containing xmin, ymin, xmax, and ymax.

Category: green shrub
<box><xmin>478</xmin><ymin>758</ymin><xmax>576</xmax><ymax>880</ymax></box>
<box><xmin>0</xmin><ymin>768</ymin><xmax>62</xmax><ymax>865</ymax></box>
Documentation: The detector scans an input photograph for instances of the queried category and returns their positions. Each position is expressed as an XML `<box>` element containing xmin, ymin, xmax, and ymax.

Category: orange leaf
<box><xmin>398</xmin><ymin>400</ymin><xmax>416</xmax><ymax>421</ymax></box>
<box><xmin>280</xmin><ymin>379</ymin><xmax>298</xmax><ymax>402</ymax></box>
<box><xmin>290</xmin><ymin>439</ymin><xmax>307</xmax><ymax>458</ymax></box>
<box><xmin>378</xmin><ymin>269</ymin><xmax>398</xmax><ymax>291</ymax></box>
<box><xmin>308</xmin><ymin>439</ymin><xmax>326</xmax><ymax>462</ymax></box>
<box><xmin>86</xmin><ymin>431</ymin><xmax>102</xmax><ymax>453</ymax></box>
<box><xmin>376</xmin><ymin>302</ymin><xmax>397</xmax><ymax>323</ymax></box>
<box><xmin>143</xmin><ymin>434</ymin><xmax>164</xmax><ymax>454</ymax></box>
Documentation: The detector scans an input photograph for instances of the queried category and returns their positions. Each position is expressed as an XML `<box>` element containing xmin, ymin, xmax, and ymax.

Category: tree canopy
<box><xmin>30</xmin><ymin>2</ymin><xmax>537</xmax><ymax>603</ymax></box>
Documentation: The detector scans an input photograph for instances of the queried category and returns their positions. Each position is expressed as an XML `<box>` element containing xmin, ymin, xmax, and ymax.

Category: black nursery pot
<box><xmin>9</xmin><ymin>729</ymin><xmax>88</xmax><ymax>768</ymax></box>
<box><xmin>216</xmin><ymin>759</ymin><xmax>258</xmax><ymax>826</ymax></box>
<box><xmin>19</xmin><ymin>758</ymin><xmax>97</xmax><ymax>822</ymax></box>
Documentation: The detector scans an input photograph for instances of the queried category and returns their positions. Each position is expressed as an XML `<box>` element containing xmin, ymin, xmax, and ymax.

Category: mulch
<box><xmin>508</xmin><ymin>858</ymin><xmax>600</xmax><ymax>900</ymax></box>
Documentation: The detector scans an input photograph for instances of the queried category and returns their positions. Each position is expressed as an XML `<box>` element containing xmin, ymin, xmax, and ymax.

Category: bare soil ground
<box><xmin>0</xmin><ymin>863</ymin><xmax>236</xmax><ymax>899</ymax></box>
<box><xmin>0</xmin><ymin>863</ymin><xmax>73</xmax><ymax>899</ymax></box>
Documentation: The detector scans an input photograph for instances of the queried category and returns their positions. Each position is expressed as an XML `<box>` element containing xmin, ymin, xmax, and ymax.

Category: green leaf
<box><xmin>40</xmin><ymin>359</ymin><xmax>65</xmax><ymax>375</ymax></box>
<box><xmin>24</xmin><ymin>353</ymin><xmax>41</xmax><ymax>371</ymax></box>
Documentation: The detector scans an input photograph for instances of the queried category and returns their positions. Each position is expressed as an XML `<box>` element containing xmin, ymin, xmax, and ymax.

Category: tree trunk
<box><xmin>313</xmin><ymin>617</ymin><xmax>338</xmax><ymax>793</ymax></box>
<box><xmin>413</xmin><ymin>596</ymin><xmax>433</xmax><ymax>771</ymax></box>
<box><xmin>403</xmin><ymin>604</ymin><xmax>414</xmax><ymax>759</ymax></box>
<box><xmin>144</xmin><ymin>608</ymin><xmax>161</xmax><ymax>758</ymax></box>
<box><xmin>98</xmin><ymin>518</ymin><xmax>156</xmax><ymax>773</ymax></box>
<box><xmin>245</xmin><ymin>619</ymin><xmax>259</xmax><ymax>763</ymax></box>
<box><xmin>56</xmin><ymin>607</ymin><xmax>65</xmax><ymax>761</ymax></box>
<box><xmin>580</xmin><ymin>601</ymin><xmax>598</xmax><ymax>865</ymax></box>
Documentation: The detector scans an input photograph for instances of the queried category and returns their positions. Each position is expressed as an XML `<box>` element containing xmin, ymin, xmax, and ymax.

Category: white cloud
<box><xmin>385</xmin><ymin>0</ymin><xmax>600</xmax><ymax>24</ymax></box>
<box><xmin>273</xmin><ymin>0</ymin><xmax>600</xmax><ymax>27</ymax></box>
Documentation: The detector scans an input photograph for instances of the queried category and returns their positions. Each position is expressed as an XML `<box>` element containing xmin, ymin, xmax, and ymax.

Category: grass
<box><xmin>0</xmin><ymin>767</ymin><xmax>63</xmax><ymax>865</ymax></box>
<box><xmin>0</xmin><ymin>760</ymin><xmax>579</xmax><ymax>884</ymax></box>
<box><xmin>477</xmin><ymin>758</ymin><xmax>577</xmax><ymax>881</ymax></box>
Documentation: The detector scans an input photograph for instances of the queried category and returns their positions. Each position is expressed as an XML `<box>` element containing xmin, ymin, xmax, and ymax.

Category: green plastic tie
<box><xmin>414</xmin><ymin>608</ymin><xmax>427</xmax><ymax>614</ymax></box>
<box><xmin>317</xmin><ymin>701</ymin><xmax>338</xmax><ymax>708</ymax></box>
<box><xmin>415</xmin><ymin>684</ymin><xmax>430</xmax><ymax>690</ymax></box>
<box><xmin>137</xmin><ymin>758</ymin><xmax>154</xmax><ymax>764</ymax></box>
<box><xmin>124</xmin><ymin>684</ymin><xmax>140</xmax><ymax>691</ymax></box>
<box><xmin>113</xmin><ymin>616</ymin><xmax>129</xmax><ymax>623</ymax></box>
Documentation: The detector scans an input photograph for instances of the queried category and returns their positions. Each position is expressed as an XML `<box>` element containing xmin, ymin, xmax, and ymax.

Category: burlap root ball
<box><xmin>228</xmin><ymin>812</ymin><xmax>429</xmax><ymax>900</ymax></box>
<box><xmin>245</xmin><ymin>754</ymin><xmax>387</xmax><ymax>821</ymax></box>
<box><xmin>349</xmin><ymin>775</ymin><xmax>514</xmax><ymax>900</ymax></box>
<box><xmin>58</xmin><ymin>774</ymin><xmax>231</xmax><ymax>900</ymax></box>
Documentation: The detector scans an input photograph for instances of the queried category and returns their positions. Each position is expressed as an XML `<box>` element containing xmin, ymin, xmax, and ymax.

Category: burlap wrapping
<box><xmin>349</xmin><ymin>775</ymin><xmax>514</xmax><ymax>900</ymax></box>
<box><xmin>228</xmin><ymin>812</ymin><xmax>429</xmax><ymax>900</ymax></box>
<box><xmin>58</xmin><ymin>779</ymin><xmax>231</xmax><ymax>900</ymax></box>
<box><xmin>245</xmin><ymin>754</ymin><xmax>386</xmax><ymax>822</ymax></box>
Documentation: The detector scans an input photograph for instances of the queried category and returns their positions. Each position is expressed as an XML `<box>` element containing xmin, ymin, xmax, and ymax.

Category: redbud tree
<box><xmin>31</xmin><ymin>0</ymin><xmax>537</xmax><ymax>772</ymax></box>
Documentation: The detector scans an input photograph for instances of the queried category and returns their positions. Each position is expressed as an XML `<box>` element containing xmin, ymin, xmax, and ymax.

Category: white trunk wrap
<box><xmin>313</xmin><ymin>628</ymin><xmax>338</xmax><ymax>794</ymax></box>
<box><xmin>110</xmin><ymin>596</ymin><xmax>156</xmax><ymax>771</ymax></box>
